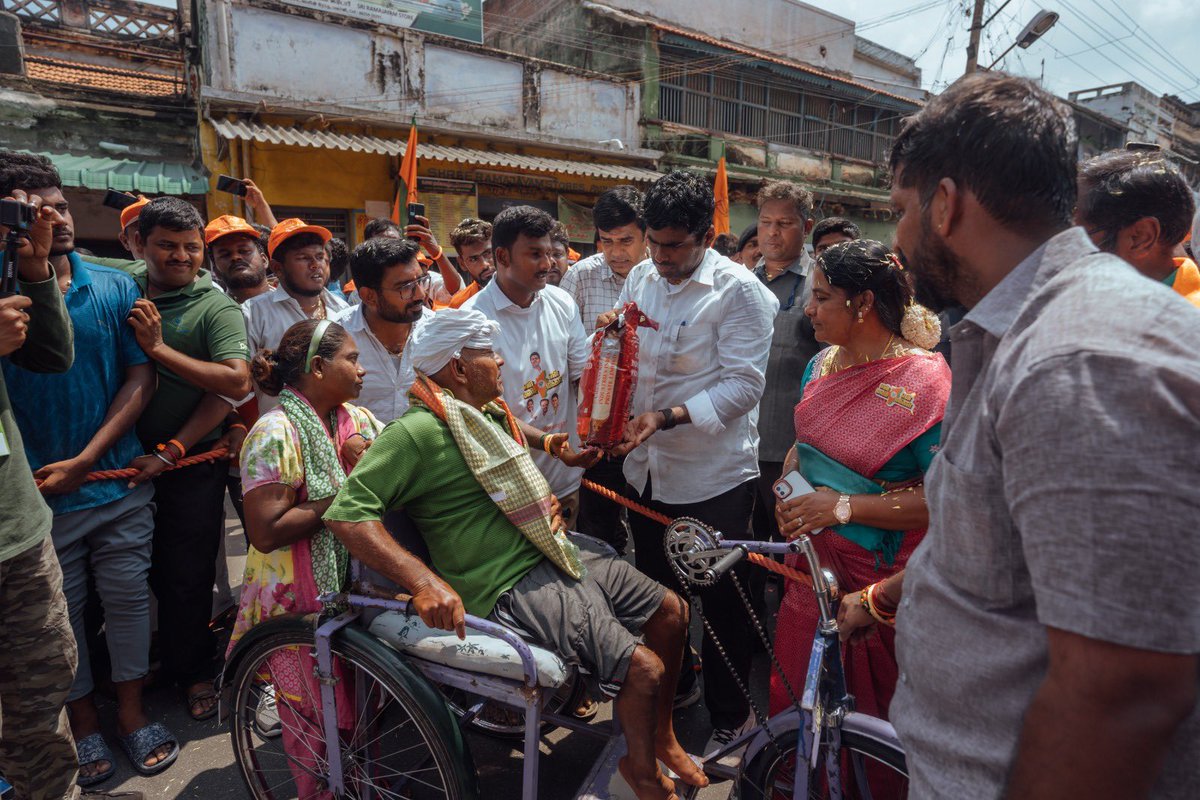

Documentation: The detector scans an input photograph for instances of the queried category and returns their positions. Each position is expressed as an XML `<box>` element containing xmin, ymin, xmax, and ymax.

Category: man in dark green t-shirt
<box><xmin>123</xmin><ymin>197</ymin><xmax>252</xmax><ymax>722</ymax></box>
<box><xmin>325</xmin><ymin>308</ymin><xmax>707</xmax><ymax>798</ymax></box>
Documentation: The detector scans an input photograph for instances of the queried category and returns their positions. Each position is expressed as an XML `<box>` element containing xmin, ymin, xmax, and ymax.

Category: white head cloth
<box><xmin>409</xmin><ymin>308</ymin><xmax>500</xmax><ymax>376</ymax></box>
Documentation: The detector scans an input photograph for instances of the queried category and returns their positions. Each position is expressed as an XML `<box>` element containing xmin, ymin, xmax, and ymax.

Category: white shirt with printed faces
<box><xmin>617</xmin><ymin>248</ymin><xmax>779</xmax><ymax>505</ymax></box>
<box><xmin>463</xmin><ymin>281</ymin><xmax>592</xmax><ymax>498</ymax></box>
<box><xmin>333</xmin><ymin>304</ymin><xmax>431</xmax><ymax>423</ymax></box>
<box><xmin>243</xmin><ymin>286</ymin><xmax>350</xmax><ymax>413</ymax></box>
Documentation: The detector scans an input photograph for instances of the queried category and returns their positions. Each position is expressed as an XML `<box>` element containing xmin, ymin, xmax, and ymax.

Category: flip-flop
<box><xmin>75</xmin><ymin>732</ymin><xmax>116</xmax><ymax>787</ymax></box>
<box><xmin>185</xmin><ymin>684</ymin><xmax>219</xmax><ymax>721</ymax></box>
<box><xmin>117</xmin><ymin>722</ymin><xmax>179</xmax><ymax>777</ymax></box>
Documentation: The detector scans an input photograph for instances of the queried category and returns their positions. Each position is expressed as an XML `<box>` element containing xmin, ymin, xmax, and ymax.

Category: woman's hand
<box><xmin>341</xmin><ymin>433</ymin><xmax>371</xmax><ymax>469</ymax></box>
<box><xmin>776</xmin><ymin>486</ymin><xmax>840</xmax><ymax>540</ymax></box>
<box><xmin>837</xmin><ymin>590</ymin><xmax>879</xmax><ymax>643</ymax></box>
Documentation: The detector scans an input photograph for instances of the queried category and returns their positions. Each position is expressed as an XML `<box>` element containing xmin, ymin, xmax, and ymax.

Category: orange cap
<box><xmin>119</xmin><ymin>196</ymin><xmax>150</xmax><ymax>231</ymax></box>
<box><xmin>204</xmin><ymin>214</ymin><xmax>259</xmax><ymax>246</ymax></box>
<box><xmin>268</xmin><ymin>218</ymin><xmax>332</xmax><ymax>259</ymax></box>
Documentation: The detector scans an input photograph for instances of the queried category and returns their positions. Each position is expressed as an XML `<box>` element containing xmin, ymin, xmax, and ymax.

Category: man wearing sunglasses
<box><xmin>333</xmin><ymin>237</ymin><xmax>431</xmax><ymax>422</ymax></box>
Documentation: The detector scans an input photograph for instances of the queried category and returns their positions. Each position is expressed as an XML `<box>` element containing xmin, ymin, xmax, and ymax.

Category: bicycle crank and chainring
<box><xmin>664</xmin><ymin>516</ymin><xmax>728</xmax><ymax>587</ymax></box>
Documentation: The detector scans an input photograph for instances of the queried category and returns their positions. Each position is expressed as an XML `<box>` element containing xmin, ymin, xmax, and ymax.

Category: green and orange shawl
<box><xmin>409</xmin><ymin>373</ymin><xmax>585</xmax><ymax>580</ymax></box>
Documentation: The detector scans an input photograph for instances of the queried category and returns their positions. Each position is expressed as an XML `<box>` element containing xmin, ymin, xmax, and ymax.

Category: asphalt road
<box><xmin>99</xmin><ymin>506</ymin><xmax>778</xmax><ymax>799</ymax></box>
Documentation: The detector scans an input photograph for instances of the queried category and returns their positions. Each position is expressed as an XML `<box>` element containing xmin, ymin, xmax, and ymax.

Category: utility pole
<box><xmin>965</xmin><ymin>0</ymin><xmax>986</xmax><ymax>74</ymax></box>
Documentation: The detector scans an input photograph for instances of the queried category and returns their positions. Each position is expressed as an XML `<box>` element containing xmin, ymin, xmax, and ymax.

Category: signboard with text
<box><xmin>279</xmin><ymin>0</ymin><xmax>483</xmax><ymax>44</ymax></box>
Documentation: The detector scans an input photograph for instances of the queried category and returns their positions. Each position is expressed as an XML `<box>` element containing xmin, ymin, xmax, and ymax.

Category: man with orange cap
<box><xmin>242</xmin><ymin>219</ymin><xmax>349</xmax><ymax>413</ymax></box>
<box><xmin>1076</xmin><ymin>149</ymin><xmax>1200</xmax><ymax>308</ymax></box>
<box><xmin>205</xmin><ymin>215</ymin><xmax>271</xmax><ymax>305</ymax></box>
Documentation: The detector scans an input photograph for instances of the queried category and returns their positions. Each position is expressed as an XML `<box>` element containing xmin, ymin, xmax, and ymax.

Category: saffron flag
<box><xmin>713</xmin><ymin>156</ymin><xmax>730</xmax><ymax>235</ymax></box>
<box><xmin>392</xmin><ymin>118</ymin><xmax>419</xmax><ymax>224</ymax></box>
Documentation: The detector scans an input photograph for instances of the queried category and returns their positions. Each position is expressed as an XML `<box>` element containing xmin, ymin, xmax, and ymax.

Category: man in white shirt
<box><xmin>606</xmin><ymin>170</ymin><xmax>778</xmax><ymax>760</ymax></box>
<box><xmin>242</xmin><ymin>218</ymin><xmax>350</xmax><ymax>413</ymax></box>
<box><xmin>463</xmin><ymin>206</ymin><xmax>592</xmax><ymax>525</ymax></box>
<box><xmin>333</xmin><ymin>237</ymin><xmax>431</xmax><ymax>422</ymax></box>
<box><xmin>560</xmin><ymin>185</ymin><xmax>648</xmax><ymax>552</ymax></box>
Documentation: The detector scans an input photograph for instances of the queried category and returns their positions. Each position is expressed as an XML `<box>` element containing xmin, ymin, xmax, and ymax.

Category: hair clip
<box><xmin>889</xmin><ymin>254</ymin><xmax>904</xmax><ymax>271</ymax></box>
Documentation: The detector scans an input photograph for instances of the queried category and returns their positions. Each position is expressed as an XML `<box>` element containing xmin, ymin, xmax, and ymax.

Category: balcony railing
<box><xmin>2</xmin><ymin>0</ymin><xmax>179</xmax><ymax>47</ymax></box>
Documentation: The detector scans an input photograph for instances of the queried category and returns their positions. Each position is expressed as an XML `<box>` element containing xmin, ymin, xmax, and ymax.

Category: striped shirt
<box><xmin>558</xmin><ymin>253</ymin><xmax>626</xmax><ymax>331</ymax></box>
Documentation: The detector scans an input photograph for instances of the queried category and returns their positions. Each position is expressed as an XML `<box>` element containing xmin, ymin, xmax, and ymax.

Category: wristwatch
<box><xmin>834</xmin><ymin>493</ymin><xmax>853</xmax><ymax>525</ymax></box>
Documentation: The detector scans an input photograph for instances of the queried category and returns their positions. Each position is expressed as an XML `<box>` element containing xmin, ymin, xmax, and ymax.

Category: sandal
<box><xmin>117</xmin><ymin>721</ymin><xmax>179</xmax><ymax>777</ymax></box>
<box><xmin>185</xmin><ymin>683</ymin><xmax>219</xmax><ymax>721</ymax></box>
<box><xmin>571</xmin><ymin>695</ymin><xmax>600</xmax><ymax>721</ymax></box>
<box><xmin>75</xmin><ymin>732</ymin><xmax>116</xmax><ymax>787</ymax></box>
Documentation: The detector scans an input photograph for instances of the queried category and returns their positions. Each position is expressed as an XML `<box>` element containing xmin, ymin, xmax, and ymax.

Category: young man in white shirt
<box><xmin>463</xmin><ymin>206</ymin><xmax>593</xmax><ymax>525</ymax></box>
<box><xmin>606</xmin><ymin>170</ymin><xmax>778</xmax><ymax>762</ymax></box>
<box><xmin>560</xmin><ymin>185</ymin><xmax>649</xmax><ymax>552</ymax></box>
<box><xmin>333</xmin><ymin>237</ymin><xmax>431</xmax><ymax>422</ymax></box>
<box><xmin>242</xmin><ymin>219</ymin><xmax>349</xmax><ymax>413</ymax></box>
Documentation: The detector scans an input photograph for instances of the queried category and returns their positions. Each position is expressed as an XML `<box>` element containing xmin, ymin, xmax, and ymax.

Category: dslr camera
<box><xmin>0</xmin><ymin>198</ymin><xmax>36</xmax><ymax>232</ymax></box>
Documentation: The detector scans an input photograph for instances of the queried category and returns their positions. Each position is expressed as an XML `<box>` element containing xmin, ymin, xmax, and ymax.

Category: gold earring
<box><xmin>857</xmin><ymin>311</ymin><xmax>864</xmax><ymax>323</ymax></box>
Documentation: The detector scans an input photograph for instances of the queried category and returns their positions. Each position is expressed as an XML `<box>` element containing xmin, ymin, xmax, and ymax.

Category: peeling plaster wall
<box><xmin>537</xmin><ymin>70</ymin><xmax>634</xmax><ymax>142</ymax></box>
<box><xmin>424</xmin><ymin>45</ymin><xmax>523</xmax><ymax>128</ymax></box>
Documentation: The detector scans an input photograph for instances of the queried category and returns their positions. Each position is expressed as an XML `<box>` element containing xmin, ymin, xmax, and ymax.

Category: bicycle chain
<box><xmin>682</xmin><ymin>566</ymin><xmax>807</xmax><ymax>779</ymax></box>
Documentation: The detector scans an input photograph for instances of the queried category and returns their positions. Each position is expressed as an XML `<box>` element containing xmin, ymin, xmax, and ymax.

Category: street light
<box><xmin>985</xmin><ymin>10</ymin><xmax>1059</xmax><ymax>70</ymax></box>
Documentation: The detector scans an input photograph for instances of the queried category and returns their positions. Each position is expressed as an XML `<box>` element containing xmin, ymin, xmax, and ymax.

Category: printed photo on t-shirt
<box><xmin>522</xmin><ymin>350</ymin><xmax>564</xmax><ymax>426</ymax></box>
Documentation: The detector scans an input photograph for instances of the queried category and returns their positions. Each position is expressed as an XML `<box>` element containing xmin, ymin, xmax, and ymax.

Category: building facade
<box><xmin>196</xmin><ymin>0</ymin><xmax>661</xmax><ymax>248</ymax></box>
<box><xmin>1070</xmin><ymin>81</ymin><xmax>1200</xmax><ymax>191</ymax></box>
<box><xmin>484</xmin><ymin>0</ymin><xmax>926</xmax><ymax>240</ymax></box>
<box><xmin>0</xmin><ymin>0</ymin><xmax>204</xmax><ymax>255</ymax></box>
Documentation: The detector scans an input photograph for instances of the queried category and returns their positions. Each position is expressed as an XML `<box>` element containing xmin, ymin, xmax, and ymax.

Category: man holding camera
<box><xmin>0</xmin><ymin>164</ymin><xmax>84</xmax><ymax>797</ymax></box>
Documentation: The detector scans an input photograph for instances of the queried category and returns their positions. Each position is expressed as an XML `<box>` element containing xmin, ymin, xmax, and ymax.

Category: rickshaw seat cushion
<box><xmin>369</xmin><ymin>610</ymin><xmax>570</xmax><ymax>689</ymax></box>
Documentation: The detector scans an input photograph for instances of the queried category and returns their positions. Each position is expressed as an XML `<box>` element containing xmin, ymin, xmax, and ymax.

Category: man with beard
<box><xmin>332</xmin><ymin>237</ymin><xmax>431</xmax><ymax>422</ymax></box>
<box><xmin>602</xmin><ymin>171</ymin><xmax>778</xmax><ymax>763</ymax></box>
<box><xmin>242</xmin><ymin>219</ymin><xmax>348</xmax><ymax>413</ymax></box>
<box><xmin>549</xmin><ymin>222</ymin><xmax>572</xmax><ymax>287</ymax></box>
<box><xmin>886</xmin><ymin>72</ymin><xmax>1200</xmax><ymax>799</ymax></box>
<box><xmin>1</xmin><ymin>156</ymin><xmax>171</xmax><ymax>786</ymax></box>
<box><xmin>205</xmin><ymin>215</ymin><xmax>271</xmax><ymax>305</ymax></box>
<box><xmin>1075</xmin><ymin>149</ymin><xmax>1199</xmax><ymax>308</ymax></box>
<box><xmin>751</xmin><ymin>181</ymin><xmax>820</xmax><ymax>544</ymax></box>
<box><xmin>123</xmin><ymin>196</ymin><xmax>252</xmax><ymax>725</ymax></box>
<box><xmin>446</xmin><ymin>217</ymin><xmax>493</xmax><ymax>308</ymax></box>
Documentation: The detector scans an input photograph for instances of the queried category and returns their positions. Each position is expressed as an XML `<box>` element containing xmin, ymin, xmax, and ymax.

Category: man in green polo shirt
<box><xmin>123</xmin><ymin>197</ymin><xmax>252</xmax><ymax>722</ymax></box>
<box><xmin>324</xmin><ymin>309</ymin><xmax>706</xmax><ymax>800</ymax></box>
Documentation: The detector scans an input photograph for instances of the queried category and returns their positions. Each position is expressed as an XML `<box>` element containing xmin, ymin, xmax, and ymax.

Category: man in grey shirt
<box><xmin>751</xmin><ymin>181</ymin><xmax>819</xmax><ymax>541</ymax></box>
<box><xmin>888</xmin><ymin>72</ymin><xmax>1200</xmax><ymax>798</ymax></box>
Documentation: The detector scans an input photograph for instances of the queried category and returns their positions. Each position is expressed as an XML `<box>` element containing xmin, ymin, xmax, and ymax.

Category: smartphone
<box><xmin>216</xmin><ymin>174</ymin><xmax>248</xmax><ymax>196</ymax></box>
<box><xmin>102</xmin><ymin>189</ymin><xmax>139</xmax><ymax>211</ymax></box>
<box><xmin>773</xmin><ymin>470</ymin><xmax>816</xmax><ymax>502</ymax></box>
<box><xmin>407</xmin><ymin>202</ymin><xmax>425</xmax><ymax>220</ymax></box>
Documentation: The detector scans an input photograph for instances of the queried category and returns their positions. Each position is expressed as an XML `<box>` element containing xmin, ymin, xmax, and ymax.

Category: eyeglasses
<box><xmin>379</xmin><ymin>272</ymin><xmax>432</xmax><ymax>299</ymax></box>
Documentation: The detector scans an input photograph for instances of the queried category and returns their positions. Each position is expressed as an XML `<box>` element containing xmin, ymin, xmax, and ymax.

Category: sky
<box><xmin>802</xmin><ymin>0</ymin><xmax>1200</xmax><ymax>101</ymax></box>
<box><xmin>140</xmin><ymin>0</ymin><xmax>1198</xmax><ymax>102</ymax></box>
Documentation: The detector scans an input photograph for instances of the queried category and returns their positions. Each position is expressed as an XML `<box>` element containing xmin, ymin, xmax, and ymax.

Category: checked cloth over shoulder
<box><xmin>409</xmin><ymin>374</ymin><xmax>585</xmax><ymax>581</ymax></box>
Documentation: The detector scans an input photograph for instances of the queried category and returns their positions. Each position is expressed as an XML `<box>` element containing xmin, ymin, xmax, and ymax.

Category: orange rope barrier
<box><xmin>34</xmin><ymin>447</ymin><xmax>232</xmax><ymax>489</ymax></box>
<box><xmin>84</xmin><ymin>446</ymin><xmax>231</xmax><ymax>481</ymax></box>
<box><xmin>580</xmin><ymin>478</ymin><xmax>813</xmax><ymax>587</ymax></box>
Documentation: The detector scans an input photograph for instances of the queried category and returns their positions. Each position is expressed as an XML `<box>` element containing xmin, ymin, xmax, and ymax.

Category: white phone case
<box><xmin>773</xmin><ymin>470</ymin><xmax>816</xmax><ymax>501</ymax></box>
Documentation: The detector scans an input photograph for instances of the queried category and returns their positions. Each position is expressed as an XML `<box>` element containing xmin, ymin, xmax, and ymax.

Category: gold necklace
<box><xmin>312</xmin><ymin>296</ymin><xmax>327</xmax><ymax>320</ymax></box>
<box><xmin>832</xmin><ymin>334</ymin><xmax>895</xmax><ymax>373</ymax></box>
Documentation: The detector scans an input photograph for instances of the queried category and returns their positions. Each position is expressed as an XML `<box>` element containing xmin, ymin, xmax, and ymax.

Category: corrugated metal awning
<box><xmin>33</xmin><ymin>152</ymin><xmax>208</xmax><ymax>195</ymax></box>
<box><xmin>210</xmin><ymin>118</ymin><xmax>662</xmax><ymax>182</ymax></box>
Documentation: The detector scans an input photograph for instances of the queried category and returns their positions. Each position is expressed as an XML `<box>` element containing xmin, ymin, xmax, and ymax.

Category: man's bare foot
<box><xmin>618</xmin><ymin>755</ymin><xmax>677</xmax><ymax>800</ymax></box>
<box><xmin>656</xmin><ymin>738</ymin><xmax>709</xmax><ymax>788</ymax></box>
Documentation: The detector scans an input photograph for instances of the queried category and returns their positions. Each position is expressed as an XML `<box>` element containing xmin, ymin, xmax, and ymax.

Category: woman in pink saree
<box><xmin>770</xmin><ymin>240</ymin><xmax>950</xmax><ymax>742</ymax></box>
<box><xmin>230</xmin><ymin>319</ymin><xmax>382</xmax><ymax>798</ymax></box>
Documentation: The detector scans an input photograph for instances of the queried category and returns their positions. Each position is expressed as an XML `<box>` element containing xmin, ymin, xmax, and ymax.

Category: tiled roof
<box><xmin>24</xmin><ymin>55</ymin><xmax>183</xmax><ymax>97</ymax></box>
<box><xmin>209</xmin><ymin>118</ymin><xmax>663</xmax><ymax>182</ymax></box>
